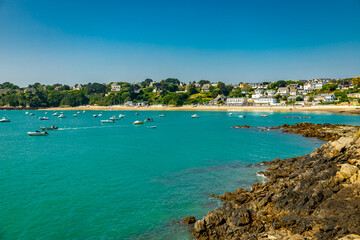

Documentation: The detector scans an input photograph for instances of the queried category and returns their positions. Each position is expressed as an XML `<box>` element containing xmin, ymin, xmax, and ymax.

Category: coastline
<box><xmin>33</xmin><ymin>105</ymin><xmax>360</xmax><ymax>114</ymax></box>
<box><xmin>189</xmin><ymin>123</ymin><xmax>360</xmax><ymax>239</ymax></box>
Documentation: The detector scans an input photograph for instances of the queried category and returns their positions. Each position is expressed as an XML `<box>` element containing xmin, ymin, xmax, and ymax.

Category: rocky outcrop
<box><xmin>232</xmin><ymin>125</ymin><xmax>251</xmax><ymax>129</ymax></box>
<box><xmin>277</xmin><ymin>123</ymin><xmax>360</xmax><ymax>141</ymax></box>
<box><xmin>191</xmin><ymin>124</ymin><xmax>360</xmax><ymax>239</ymax></box>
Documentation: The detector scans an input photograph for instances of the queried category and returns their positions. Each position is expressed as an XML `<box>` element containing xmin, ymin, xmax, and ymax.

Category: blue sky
<box><xmin>0</xmin><ymin>0</ymin><xmax>359</xmax><ymax>86</ymax></box>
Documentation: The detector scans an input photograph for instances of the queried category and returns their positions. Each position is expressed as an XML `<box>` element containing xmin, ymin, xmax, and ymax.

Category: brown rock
<box><xmin>182</xmin><ymin>216</ymin><xmax>196</xmax><ymax>225</ymax></box>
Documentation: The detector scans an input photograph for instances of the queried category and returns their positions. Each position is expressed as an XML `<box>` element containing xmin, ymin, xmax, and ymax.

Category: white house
<box><xmin>277</xmin><ymin>87</ymin><xmax>289</xmax><ymax>96</ymax></box>
<box><xmin>226</xmin><ymin>97</ymin><xmax>247</xmax><ymax>106</ymax></box>
<box><xmin>111</xmin><ymin>83</ymin><xmax>121</xmax><ymax>92</ymax></box>
<box><xmin>315</xmin><ymin>93</ymin><xmax>336</xmax><ymax>102</ymax></box>
<box><xmin>252</xmin><ymin>97</ymin><xmax>278</xmax><ymax>105</ymax></box>
<box><xmin>265</xmin><ymin>90</ymin><xmax>276</xmax><ymax>96</ymax></box>
<box><xmin>201</xmin><ymin>84</ymin><xmax>211</xmax><ymax>92</ymax></box>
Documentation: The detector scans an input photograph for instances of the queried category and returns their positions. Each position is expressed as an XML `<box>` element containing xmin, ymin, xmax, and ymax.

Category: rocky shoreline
<box><xmin>188</xmin><ymin>123</ymin><xmax>360</xmax><ymax>239</ymax></box>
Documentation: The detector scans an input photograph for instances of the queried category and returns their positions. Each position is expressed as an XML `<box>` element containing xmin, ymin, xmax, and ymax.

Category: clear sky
<box><xmin>0</xmin><ymin>0</ymin><xmax>359</xmax><ymax>86</ymax></box>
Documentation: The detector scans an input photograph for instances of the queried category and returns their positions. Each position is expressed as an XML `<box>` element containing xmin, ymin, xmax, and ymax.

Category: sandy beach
<box><xmin>39</xmin><ymin>105</ymin><xmax>360</xmax><ymax>114</ymax></box>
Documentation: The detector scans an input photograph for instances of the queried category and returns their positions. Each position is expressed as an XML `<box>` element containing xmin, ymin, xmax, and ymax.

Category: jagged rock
<box><xmin>191</xmin><ymin>123</ymin><xmax>360</xmax><ymax>239</ymax></box>
<box><xmin>232</xmin><ymin>125</ymin><xmax>251</xmax><ymax>128</ymax></box>
<box><xmin>339</xmin><ymin>234</ymin><xmax>360</xmax><ymax>240</ymax></box>
<box><xmin>182</xmin><ymin>216</ymin><xmax>196</xmax><ymax>225</ymax></box>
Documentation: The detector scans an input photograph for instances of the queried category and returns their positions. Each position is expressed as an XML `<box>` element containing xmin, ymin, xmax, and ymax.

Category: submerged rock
<box><xmin>232</xmin><ymin>125</ymin><xmax>251</xmax><ymax>129</ymax></box>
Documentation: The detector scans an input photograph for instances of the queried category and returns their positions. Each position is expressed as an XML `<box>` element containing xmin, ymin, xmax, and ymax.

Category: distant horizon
<box><xmin>1</xmin><ymin>0</ymin><xmax>359</xmax><ymax>86</ymax></box>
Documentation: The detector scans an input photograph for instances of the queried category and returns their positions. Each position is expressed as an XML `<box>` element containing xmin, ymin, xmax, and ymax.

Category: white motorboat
<box><xmin>0</xmin><ymin>117</ymin><xmax>10</xmax><ymax>122</ymax></box>
<box><xmin>77</xmin><ymin>111</ymin><xmax>81</xmax><ymax>114</ymax></box>
<box><xmin>191</xmin><ymin>114</ymin><xmax>199</xmax><ymax>118</ymax></box>
<box><xmin>133</xmin><ymin>120</ymin><xmax>144</xmax><ymax>125</ymax></box>
<box><xmin>52</xmin><ymin>112</ymin><xmax>59</xmax><ymax>116</ymax></box>
<box><xmin>238</xmin><ymin>115</ymin><xmax>246</xmax><ymax>118</ymax></box>
<box><xmin>98</xmin><ymin>114</ymin><xmax>103</xmax><ymax>117</ymax></box>
<box><xmin>27</xmin><ymin>131</ymin><xmax>48</xmax><ymax>136</ymax></box>
<box><xmin>119</xmin><ymin>114</ymin><xmax>126</xmax><ymax>118</ymax></box>
<box><xmin>110</xmin><ymin>116</ymin><xmax>121</xmax><ymax>120</ymax></box>
<box><xmin>39</xmin><ymin>117</ymin><xmax>49</xmax><ymax>120</ymax></box>
<box><xmin>25</xmin><ymin>112</ymin><xmax>29</xmax><ymax>115</ymax></box>
<box><xmin>159</xmin><ymin>114</ymin><xmax>166</xmax><ymax>117</ymax></box>
<box><xmin>73</xmin><ymin>114</ymin><xmax>78</xmax><ymax>117</ymax></box>
<box><xmin>45</xmin><ymin>112</ymin><xmax>48</xmax><ymax>114</ymax></box>
<box><xmin>135</xmin><ymin>113</ymin><xmax>139</xmax><ymax>115</ymax></box>
<box><xmin>147</xmin><ymin>126</ymin><xmax>157</xmax><ymax>129</ymax></box>
<box><xmin>101</xmin><ymin>119</ymin><xmax>114</xmax><ymax>123</ymax></box>
<box><xmin>229</xmin><ymin>113</ymin><xmax>233</xmax><ymax>116</ymax></box>
<box><xmin>93</xmin><ymin>114</ymin><xmax>97</xmax><ymax>118</ymax></box>
<box><xmin>58</xmin><ymin>114</ymin><xmax>66</xmax><ymax>118</ymax></box>
<box><xmin>30</xmin><ymin>113</ymin><xmax>35</xmax><ymax>116</ymax></box>
<box><xmin>83</xmin><ymin>110</ymin><xmax>86</xmax><ymax>113</ymax></box>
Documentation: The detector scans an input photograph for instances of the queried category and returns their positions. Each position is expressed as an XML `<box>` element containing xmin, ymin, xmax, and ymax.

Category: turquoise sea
<box><xmin>0</xmin><ymin>110</ymin><xmax>358</xmax><ymax>239</ymax></box>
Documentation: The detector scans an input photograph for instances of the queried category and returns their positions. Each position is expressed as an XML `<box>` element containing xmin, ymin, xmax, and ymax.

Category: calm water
<box><xmin>0</xmin><ymin>110</ymin><xmax>358</xmax><ymax>239</ymax></box>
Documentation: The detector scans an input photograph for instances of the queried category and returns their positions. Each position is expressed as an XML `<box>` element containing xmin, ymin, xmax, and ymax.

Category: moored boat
<box><xmin>52</xmin><ymin>112</ymin><xmax>59</xmax><ymax>116</ymax></box>
<box><xmin>119</xmin><ymin>114</ymin><xmax>126</xmax><ymax>118</ymax></box>
<box><xmin>159</xmin><ymin>114</ymin><xmax>166</xmax><ymax>117</ymax></box>
<box><xmin>238</xmin><ymin>115</ymin><xmax>246</xmax><ymax>118</ymax></box>
<box><xmin>73</xmin><ymin>114</ymin><xmax>78</xmax><ymax>117</ymax></box>
<box><xmin>110</xmin><ymin>116</ymin><xmax>121</xmax><ymax>120</ymax></box>
<box><xmin>39</xmin><ymin>117</ymin><xmax>49</xmax><ymax>120</ymax></box>
<box><xmin>147</xmin><ymin>126</ymin><xmax>157</xmax><ymax>129</ymax></box>
<box><xmin>133</xmin><ymin>120</ymin><xmax>144</xmax><ymax>125</ymax></box>
<box><xmin>261</xmin><ymin>115</ymin><xmax>268</xmax><ymax>117</ymax></box>
<box><xmin>101</xmin><ymin>119</ymin><xmax>115</xmax><ymax>123</ymax></box>
<box><xmin>30</xmin><ymin>113</ymin><xmax>35</xmax><ymax>116</ymax></box>
<box><xmin>27</xmin><ymin>131</ymin><xmax>48</xmax><ymax>136</ymax></box>
<box><xmin>0</xmin><ymin>117</ymin><xmax>11</xmax><ymax>122</ymax></box>
<box><xmin>58</xmin><ymin>114</ymin><xmax>66</xmax><ymax>118</ymax></box>
<box><xmin>144</xmin><ymin>118</ymin><xmax>154</xmax><ymax>122</ymax></box>
<box><xmin>93</xmin><ymin>114</ymin><xmax>97</xmax><ymax>118</ymax></box>
<box><xmin>191</xmin><ymin>114</ymin><xmax>199</xmax><ymax>118</ymax></box>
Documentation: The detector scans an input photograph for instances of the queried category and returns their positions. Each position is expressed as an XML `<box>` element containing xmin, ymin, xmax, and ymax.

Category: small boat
<box><xmin>144</xmin><ymin>118</ymin><xmax>154</xmax><ymax>122</ymax></box>
<box><xmin>135</xmin><ymin>113</ymin><xmax>139</xmax><ymax>115</ymax></box>
<box><xmin>39</xmin><ymin>117</ymin><xmax>49</xmax><ymax>120</ymax></box>
<box><xmin>52</xmin><ymin>112</ymin><xmax>59</xmax><ymax>116</ymax></box>
<box><xmin>110</xmin><ymin>116</ymin><xmax>121</xmax><ymax>120</ymax></box>
<box><xmin>45</xmin><ymin>112</ymin><xmax>48</xmax><ymax>114</ymax></box>
<box><xmin>261</xmin><ymin>115</ymin><xmax>268</xmax><ymax>117</ymax></box>
<box><xmin>73</xmin><ymin>114</ymin><xmax>78</xmax><ymax>117</ymax></box>
<box><xmin>133</xmin><ymin>120</ymin><xmax>144</xmax><ymax>125</ymax></box>
<box><xmin>229</xmin><ymin>113</ymin><xmax>233</xmax><ymax>116</ymax></box>
<box><xmin>27</xmin><ymin>131</ymin><xmax>48</xmax><ymax>136</ymax></box>
<box><xmin>238</xmin><ymin>115</ymin><xmax>246</xmax><ymax>118</ymax></box>
<box><xmin>25</xmin><ymin>112</ymin><xmax>29</xmax><ymax>115</ymax></box>
<box><xmin>159</xmin><ymin>114</ymin><xmax>166</xmax><ymax>117</ymax></box>
<box><xmin>40</xmin><ymin>126</ymin><xmax>58</xmax><ymax>131</ymax></box>
<box><xmin>93</xmin><ymin>115</ymin><xmax>97</xmax><ymax>118</ymax></box>
<box><xmin>98</xmin><ymin>114</ymin><xmax>103</xmax><ymax>117</ymax></box>
<box><xmin>83</xmin><ymin>110</ymin><xmax>86</xmax><ymax>113</ymax></box>
<box><xmin>119</xmin><ymin>114</ymin><xmax>126</xmax><ymax>118</ymax></box>
<box><xmin>191</xmin><ymin>114</ymin><xmax>199</xmax><ymax>118</ymax></box>
<box><xmin>147</xmin><ymin>126</ymin><xmax>157</xmax><ymax>129</ymax></box>
<box><xmin>30</xmin><ymin>113</ymin><xmax>35</xmax><ymax>116</ymax></box>
<box><xmin>0</xmin><ymin>117</ymin><xmax>11</xmax><ymax>122</ymax></box>
<box><xmin>101</xmin><ymin>119</ymin><xmax>114</xmax><ymax>123</ymax></box>
<box><xmin>58</xmin><ymin>114</ymin><xmax>66</xmax><ymax>118</ymax></box>
<box><xmin>77</xmin><ymin>111</ymin><xmax>81</xmax><ymax>114</ymax></box>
